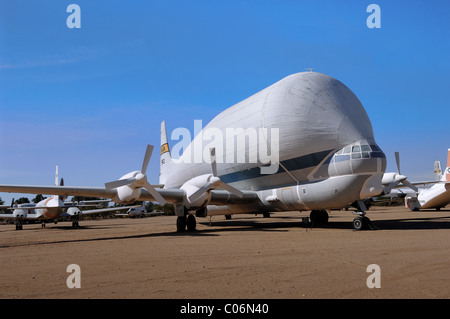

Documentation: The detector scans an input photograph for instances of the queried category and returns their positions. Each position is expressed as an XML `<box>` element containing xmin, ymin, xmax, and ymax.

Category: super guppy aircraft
<box><xmin>0</xmin><ymin>72</ymin><xmax>388</xmax><ymax>231</ymax></box>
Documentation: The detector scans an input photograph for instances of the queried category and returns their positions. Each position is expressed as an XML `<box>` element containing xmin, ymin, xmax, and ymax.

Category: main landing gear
<box><xmin>15</xmin><ymin>220</ymin><xmax>23</xmax><ymax>230</ymax></box>
<box><xmin>176</xmin><ymin>215</ymin><xmax>197</xmax><ymax>232</ymax></box>
<box><xmin>71</xmin><ymin>216</ymin><xmax>80</xmax><ymax>228</ymax></box>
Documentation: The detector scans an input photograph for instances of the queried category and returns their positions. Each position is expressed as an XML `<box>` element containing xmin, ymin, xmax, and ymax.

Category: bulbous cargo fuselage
<box><xmin>163</xmin><ymin>72</ymin><xmax>386</xmax><ymax>212</ymax></box>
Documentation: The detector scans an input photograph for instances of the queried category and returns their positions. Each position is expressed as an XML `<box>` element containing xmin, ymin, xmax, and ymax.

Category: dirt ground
<box><xmin>1</xmin><ymin>206</ymin><xmax>450</xmax><ymax>300</ymax></box>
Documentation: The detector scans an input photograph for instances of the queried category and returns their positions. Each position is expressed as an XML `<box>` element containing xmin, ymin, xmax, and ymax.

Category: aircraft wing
<box><xmin>0</xmin><ymin>213</ymin><xmax>41</xmax><ymax>220</ymax></box>
<box><xmin>392</xmin><ymin>180</ymin><xmax>450</xmax><ymax>189</ymax></box>
<box><xmin>0</xmin><ymin>185</ymin><xmax>117</xmax><ymax>199</ymax></box>
<box><xmin>0</xmin><ymin>184</ymin><xmax>258</xmax><ymax>206</ymax></box>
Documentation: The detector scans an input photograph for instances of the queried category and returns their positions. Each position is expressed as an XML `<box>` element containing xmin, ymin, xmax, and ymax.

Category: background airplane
<box><xmin>404</xmin><ymin>149</ymin><xmax>450</xmax><ymax>211</ymax></box>
<box><xmin>0</xmin><ymin>72</ymin><xmax>389</xmax><ymax>231</ymax></box>
<box><xmin>378</xmin><ymin>149</ymin><xmax>450</xmax><ymax>211</ymax></box>
<box><xmin>0</xmin><ymin>165</ymin><xmax>138</xmax><ymax>229</ymax></box>
<box><xmin>115</xmin><ymin>204</ymin><xmax>164</xmax><ymax>218</ymax></box>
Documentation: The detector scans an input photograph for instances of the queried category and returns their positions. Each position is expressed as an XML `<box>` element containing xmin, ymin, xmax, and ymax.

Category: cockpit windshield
<box><xmin>335</xmin><ymin>142</ymin><xmax>384</xmax><ymax>160</ymax></box>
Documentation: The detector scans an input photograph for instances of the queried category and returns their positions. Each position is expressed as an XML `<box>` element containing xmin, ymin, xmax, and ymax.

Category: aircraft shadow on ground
<box><xmin>370</xmin><ymin>215</ymin><xmax>450</xmax><ymax>230</ymax></box>
<box><xmin>203</xmin><ymin>213</ymin><xmax>450</xmax><ymax>231</ymax></box>
<box><xmin>3</xmin><ymin>214</ymin><xmax>450</xmax><ymax>248</ymax></box>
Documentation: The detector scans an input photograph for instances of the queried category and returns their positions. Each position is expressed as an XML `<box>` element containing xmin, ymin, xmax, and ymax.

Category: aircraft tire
<box><xmin>352</xmin><ymin>217</ymin><xmax>365</xmax><ymax>231</ymax></box>
<box><xmin>186</xmin><ymin>214</ymin><xmax>196</xmax><ymax>232</ymax></box>
<box><xmin>176</xmin><ymin>216</ymin><xmax>187</xmax><ymax>232</ymax></box>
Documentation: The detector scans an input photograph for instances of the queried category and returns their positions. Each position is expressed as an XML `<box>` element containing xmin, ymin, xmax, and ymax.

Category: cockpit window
<box><xmin>352</xmin><ymin>145</ymin><xmax>360</xmax><ymax>153</ymax></box>
<box><xmin>343</xmin><ymin>146</ymin><xmax>351</xmax><ymax>154</ymax></box>
<box><xmin>361</xmin><ymin>145</ymin><xmax>371</xmax><ymax>152</ymax></box>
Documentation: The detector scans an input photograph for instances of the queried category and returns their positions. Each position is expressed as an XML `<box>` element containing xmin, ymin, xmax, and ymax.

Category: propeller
<box><xmin>395</xmin><ymin>152</ymin><xmax>418</xmax><ymax>192</ymax></box>
<box><xmin>188</xmin><ymin>148</ymin><xmax>244</xmax><ymax>203</ymax></box>
<box><xmin>104</xmin><ymin>145</ymin><xmax>167</xmax><ymax>205</ymax></box>
<box><xmin>383</xmin><ymin>152</ymin><xmax>418</xmax><ymax>194</ymax></box>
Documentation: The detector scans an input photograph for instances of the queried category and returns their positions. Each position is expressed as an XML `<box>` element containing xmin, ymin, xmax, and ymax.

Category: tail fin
<box><xmin>159</xmin><ymin>121</ymin><xmax>173</xmax><ymax>185</ymax></box>
<box><xmin>55</xmin><ymin>164</ymin><xmax>59</xmax><ymax>186</ymax></box>
<box><xmin>55</xmin><ymin>164</ymin><xmax>66</xmax><ymax>201</ymax></box>
<box><xmin>444</xmin><ymin>148</ymin><xmax>450</xmax><ymax>182</ymax></box>
<box><xmin>434</xmin><ymin>161</ymin><xmax>442</xmax><ymax>181</ymax></box>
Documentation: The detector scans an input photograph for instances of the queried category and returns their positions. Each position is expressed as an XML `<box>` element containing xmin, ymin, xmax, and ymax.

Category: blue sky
<box><xmin>0</xmin><ymin>0</ymin><xmax>449</xmax><ymax>203</ymax></box>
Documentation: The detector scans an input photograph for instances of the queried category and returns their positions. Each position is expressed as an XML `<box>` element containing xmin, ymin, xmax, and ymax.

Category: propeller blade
<box><xmin>143</xmin><ymin>180</ymin><xmax>167</xmax><ymax>206</ymax></box>
<box><xmin>402</xmin><ymin>179</ymin><xmax>419</xmax><ymax>192</ymax></box>
<box><xmin>105</xmin><ymin>177</ymin><xmax>136</xmax><ymax>189</ymax></box>
<box><xmin>395</xmin><ymin>152</ymin><xmax>401</xmax><ymax>174</ymax></box>
<box><xmin>188</xmin><ymin>182</ymin><xmax>213</xmax><ymax>204</ymax></box>
<box><xmin>141</xmin><ymin>144</ymin><xmax>154</xmax><ymax>174</ymax></box>
<box><xmin>210</xmin><ymin>148</ymin><xmax>218</xmax><ymax>177</ymax></box>
<box><xmin>383</xmin><ymin>180</ymin><xmax>400</xmax><ymax>195</ymax></box>
<box><xmin>217</xmin><ymin>181</ymin><xmax>244</xmax><ymax>198</ymax></box>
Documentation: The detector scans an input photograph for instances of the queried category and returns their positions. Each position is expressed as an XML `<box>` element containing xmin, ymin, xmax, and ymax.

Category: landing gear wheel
<box><xmin>177</xmin><ymin>216</ymin><xmax>187</xmax><ymax>232</ymax></box>
<box><xmin>352</xmin><ymin>217</ymin><xmax>365</xmax><ymax>230</ymax></box>
<box><xmin>72</xmin><ymin>221</ymin><xmax>79</xmax><ymax>228</ymax></box>
<box><xmin>186</xmin><ymin>214</ymin><xmax>196</xmax><ymax>232</ymax></box>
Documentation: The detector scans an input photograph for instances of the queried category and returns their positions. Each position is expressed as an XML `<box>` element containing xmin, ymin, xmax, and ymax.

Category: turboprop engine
<box><xmin>181</xmin><ymin>148</ymin><xmax>244</xmax><ymax>208</ymax></box>
<box><xmin>105</xmin><ymin>145</ymin><xmax>167</xmax><ymax>205</ymax></box>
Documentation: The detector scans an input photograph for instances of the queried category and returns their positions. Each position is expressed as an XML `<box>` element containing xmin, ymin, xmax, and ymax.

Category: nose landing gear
<box><xmin>352</xmin><ymin>200</ymin><xmax>376</xmax><ymax>230</ymax></box>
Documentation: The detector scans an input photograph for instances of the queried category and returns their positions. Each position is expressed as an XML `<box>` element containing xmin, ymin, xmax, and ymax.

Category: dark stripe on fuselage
<box><xmin>220</xmin><ymin>149</ymin><xmax>334</xmax><ymax>184</ymax></box>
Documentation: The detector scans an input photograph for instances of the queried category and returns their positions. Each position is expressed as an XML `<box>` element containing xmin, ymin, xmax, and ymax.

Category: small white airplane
<box><xmin>115</xmin><ymin>205</ymin><xmax>164</xmax><ymax>218</ymax></box>
<box><xmin>0</xmin><ymin>72</ymin><xmax>391</xmax><ymax>230</ymax></box>
<box><xmin>403</xmin><ymin>149</ymin><xmax>450</xmax><ymax>211</ymax></box>
<box><xmin>0</xmin><ymin>165</ymin><xmax>138</xmax><ymax>230</ymax></box>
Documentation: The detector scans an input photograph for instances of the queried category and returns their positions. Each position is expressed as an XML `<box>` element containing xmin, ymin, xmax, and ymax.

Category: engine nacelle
<box><xmin>13</xmin><ymin>208</ymin><xmax>28</xmax><ymax>219</ymax></box>
<box><xmin>110</xmin><ymin>171</ymin><xmax>143</xmax><ymax>204</ymax></box>
<box><xmin>113</xmin><ymin>185</ymin><xmax>142</xmax><ymax>204</ymax></box>
<box><xmin>180</xmin><ymin>174</ymin><xmax>214</xmax><ymax>207</ymax></box>
<box><xmin>66</xmin><ymin>207</ymin><xmax>82</xmax><ymax>216</ymax></box>
<box><xmin>381</xmin><ymin>172</ymin><xmax>399</xmax><ymax>185</ymax></box>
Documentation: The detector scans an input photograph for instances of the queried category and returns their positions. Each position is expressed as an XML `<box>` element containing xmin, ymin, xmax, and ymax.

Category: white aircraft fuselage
<box><xmin>11</xmin><ymin>196</ymin><xmax>65</xmax><ymax>220</ymax></box>
<box><xmin>405</xmin><ymin>158</ymin><xmax>450</xmax><ymax>211</ymax></box>
<box><xmin>0</xmin><ymin>71</ymin><xmax>388</xmax><ymax>231</ymax></box>
<box><xmin>158</xmin><ymin>72</ymin><xmax>386</xmax><ymax>216</ymax></box>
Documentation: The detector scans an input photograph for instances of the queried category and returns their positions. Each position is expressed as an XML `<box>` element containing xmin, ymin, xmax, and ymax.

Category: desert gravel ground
<box><xmin>1</xmin><ymin>206</ymin><xmax>450</xmax><ymax>299</ymax></box>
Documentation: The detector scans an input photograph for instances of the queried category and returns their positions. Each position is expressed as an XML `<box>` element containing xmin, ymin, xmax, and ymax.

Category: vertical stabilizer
<box><xmin>434</xmin><ymin>161</ymin><xmax>442</xmax><ymax>181</ymax></box>
<box><xmin>159</xmin><ymin>121</ymin><xmax>173</xmax><ymax>185</ymax></box>
<box><xmin>55</xmin><ymin>164</ymin><xmax>59</xmax><ymax>186</ymax></box>
<box><xmin>445</xmin><ymin>148</ymin><xmax>450</xmax><ymax>182</ymax></box>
